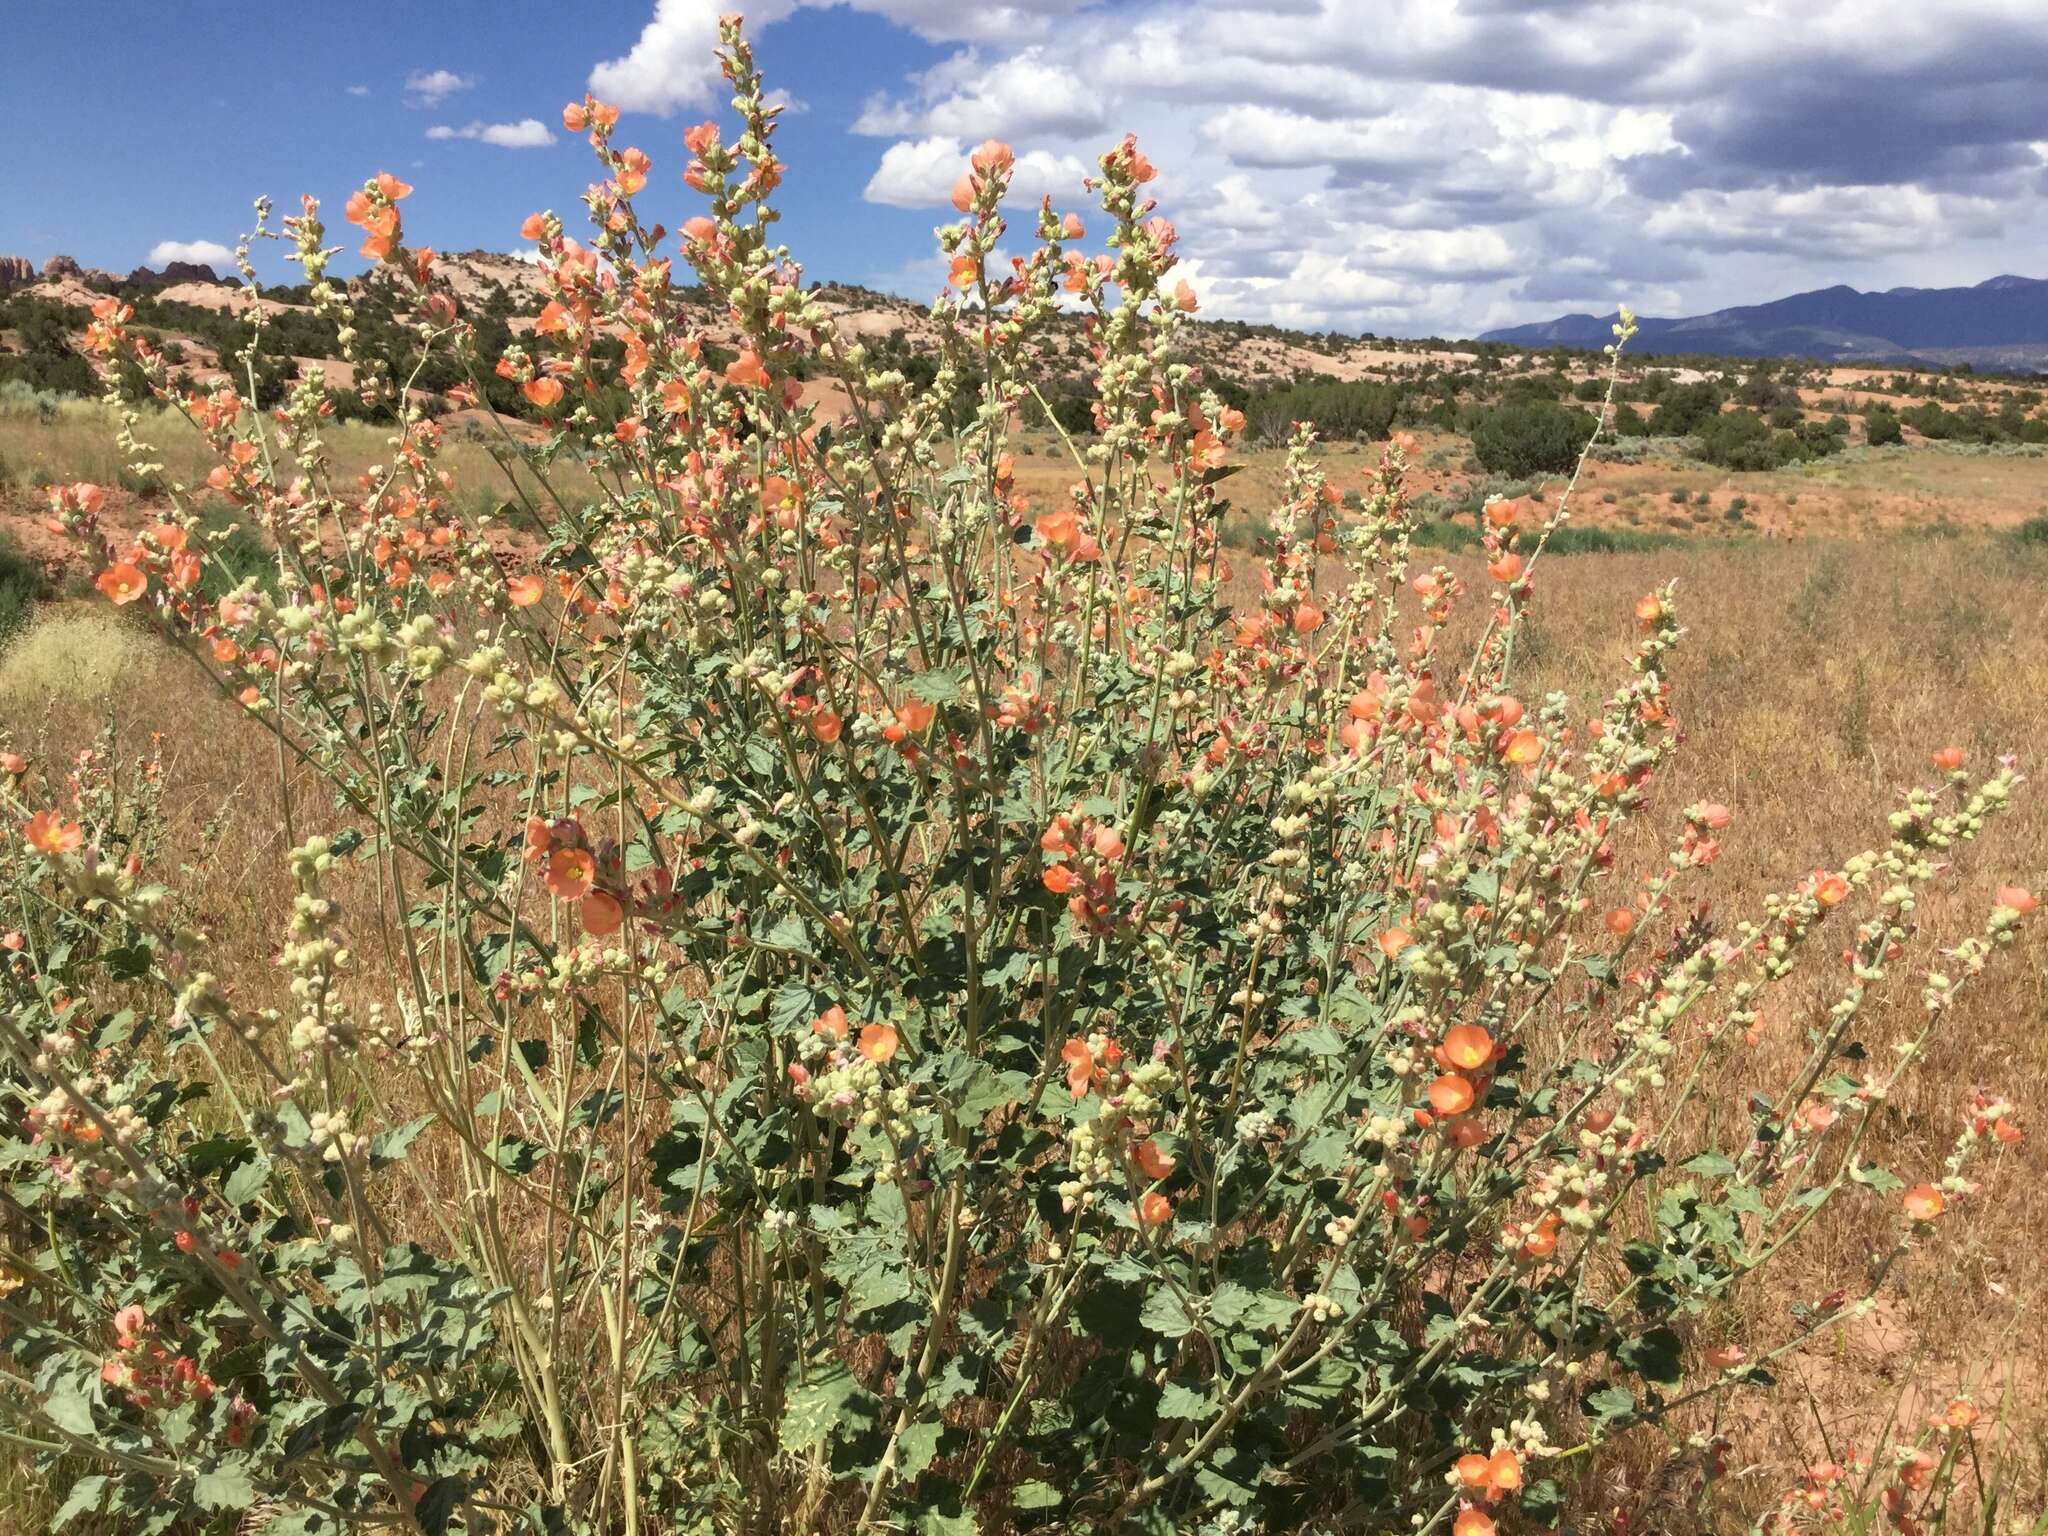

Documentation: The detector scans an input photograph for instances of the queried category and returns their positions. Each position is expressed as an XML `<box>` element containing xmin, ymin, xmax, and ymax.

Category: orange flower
<box><xmin>857</xmin><ymin>1023</ymin><xmax>899</xmax><ymax>1063</ymax></box>
<box><xmin>544</xmin><ymin>847</ymin><xmax>596</xmax><ymax>901</ymax></box>
<box><xmin>615</xmin><ymin>147</ymin><xmax>651</xmax><ymax>196</ymax></box>
<box><xmin>893</xmin><ymin>698</ymin><xmax>935</xmax><ymax>734</ymax></box>
<box><xmin>1518</xmin><ymin>1211</ymin><xmax>1561</xmax><ymax>1260</ymax></box>
<box><xmin>725</xmin><ymin>350</ymin><xmax>769</xmax><ymax>389</ymax></box>
<box><xmin>1061</xmin><ymin>1037</ymin><xmax>1098</xmax><ymax>1097</ymax></box>
<box><xmin>1995</xmin><ymin>885</ymin><xmax>2036</xmax><ymax>916</ymax></box>
<box><xmin>97</xmin><ymin>563</ymin><xmax>148</xmax><ymax>605</ymax></box>
<box><xmin>1488</xmin><ymin>552</ymin><xmax>1523</xmax><ymax>583</ymax></box>
<box><xmin>522</xmin><ymin>376</ymin><xmax>565</xmax><ymax>409</ymax></box>
<box><xmin>1378</xmin><ymin>926</ymin><xmax>1412</xmax><ymax>960</ymax></box>
<box><xmin>1132</xmin><ymin>1139</ymin><xmax>1176</xmax><ymax>1180</ymax></box>
<box><xmin>1930</xmin><ymin>746</ymin><xmax>1965</xmax><ymax>772</ymax></box>
<box><xmin>1604</xmin><ymin>907</ymin><xmax>1636</xmax><ymax>936</ymax></box>
<box><xmin>1812</xmin><ymin>873</ymin><xmax>1849</xmax><ymax>907</ymax></box>
<box><xmin>808</xmin><ymin>710</ymin><xmax>842</xmax><ymax>745</ymax></box>
<box><xmin>1453</xmin><ymin>1506</ymin><xmax>1496</xmax><ymax>1536</ymax></box>
<box><xmin>1634</xmin><ymin>593</ymin><xmax>1665</xmax><ymax>629</ymax></box>
<box><xmin>1502</xmin><ymin>729</ymin><xmax>1543</xmax><ymax>766</ymax></box>
<box><xmin>580</xmin><ymin>890</ymin><xmax>624</xmax><ymax>937</ymax></box>
<box><xmin>1292</xmin><ymin>600</ymin><xmax>1323</xmax><ymax>633</ymax></box>
<box><xmin>813</xmin><ymin>1005</ymin><xmax>848</xmax><ymax>1041</ymax></box>
<box><xmin>0</xmin><ymin>752</ymin><xmax>24</xmax><ymax>776</ymax></box>
<box><xmin>1935</xmin><ymin>1397</ymin><xmax>1979</xmax><ymax>1431</ymax></box>
<box><xmin>1440</xmin><ymin>1024</ymin><xmax>1494</xmax><ymax>1073</ymax></box>
<box><xmin>1482</xmin><ymin>1450</ymin><xmax>1522</xmax><ymax>1497</ymax></box>
<box><xmin>1428</xmin><ymin>1074</ymin><xmax>1476</xmax><ymax>1116</ymax></box>
<box><xmin>1903</xmin><ymin>1183</ymin><xmax>1945</xmax><ymax>1221</ymax></box>
<box><xmin>507</xmin><ymin>573</ymin><xmax>545</xmax><ymax>607</ymax></box>
<box><xmin>24</xmin><ymin>810</ymin><xmax>83</xmax><ymax>854</ymax></box>
<box><xmin>1136</xmin><ymin>1191</ymin><xmax>1173</xmax><ymax>1226</ymax></box>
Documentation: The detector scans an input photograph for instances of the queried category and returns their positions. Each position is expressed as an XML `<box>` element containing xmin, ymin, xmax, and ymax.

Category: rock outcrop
<box><xmin>41</xmin><ymin>255</ymin><xmax>120</xmax><ymax>292</ymax></box>
<box><xmin>125</xmin><ymin>261</ymin><xmax>222</xmax><ymax>289</ymax></box>
<box><xmin>0</xmin><ymin>255</ymin><xmax>34</xmax><ymax>292</ymax></box>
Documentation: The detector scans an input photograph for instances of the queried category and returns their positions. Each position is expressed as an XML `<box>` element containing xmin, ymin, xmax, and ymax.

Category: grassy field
<box><xmin>2</xmin><ymin>400</ymin><xmax>2046</xmax><ymax>1530</ymax></box>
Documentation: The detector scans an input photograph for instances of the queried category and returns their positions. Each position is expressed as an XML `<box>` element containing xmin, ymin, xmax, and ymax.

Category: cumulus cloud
<box><xmin>864</xmin><ymin>135</ymin><xmax>1091</xmax><ymax>208</ymax></box>
<box><xmin>148</xmin><ymin>239</ymin><xmax>234</xmax><ymax>268</ymax></box>
<box><xmin>590</xmin><ymin>0</ymin><xmax>1094</xmax><ymax>114</ymax></box>
<box><xmin>596</xmin><ymin>0</ymin><xmax>2048</xmax><ymax>331</ymax></box>
<box><xmin>346</xmin><ymin>84</ymin><xmax>370</xmax><ymax>98</ymax></box>
<box><xmin>426</xmin><ymin>119</ymin><xmax>558</xmax><ymax>148</ymax></box>
<box><xmin>405</xmin><ymin>69</ymin><xmax>474</xmax><ymax>106</ymax></box>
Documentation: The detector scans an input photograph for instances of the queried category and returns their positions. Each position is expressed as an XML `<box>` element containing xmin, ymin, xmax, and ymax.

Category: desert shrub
<box><xmin>0</xmin><ymin>605</ymin><xmax>161</xmax><ymax>704</ymax></box>
<box><xmin>0</xmin><ymin>25</ymin><xmax>2036</xmax><ymax>1536</ymax></box>
<box><xmin>1469</xmin><ymin>398</ymin><xmax>1596</xmax><ymax>477</ymax></box>
<box><xmin>1693</xmin><ymin>409</ymin><xmax>1786</xmax><ymax>470</ymax></box>
<box><xmin>0</xmin><ymin>529</ymin><xmax>50</xmax><ymax>646</ymax></box>
<box><xmin>0</xmin><ymin>378</ymin><xmax>66</xmax><ymax>422</ymax></box>
<box><xmin>1646</xmin><ymin>381</ymin><xmax>1722</xmax><ymax>436</ymax></box>
<box><xmin>1865</xmin><ymin>408</ymin><xmax>1904</xmax><ymax>447</ymax></box>
<box><xmin>1249</xmin><ymin>376</ymin><xmax>1402</xmax><ymax>444</ymax></box>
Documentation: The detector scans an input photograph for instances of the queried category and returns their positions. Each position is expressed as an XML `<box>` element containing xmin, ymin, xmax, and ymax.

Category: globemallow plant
<box><xmin>1</xmin><ymin>17</ymin><xmax>2033</xmax><ymax>1536</ymax></box>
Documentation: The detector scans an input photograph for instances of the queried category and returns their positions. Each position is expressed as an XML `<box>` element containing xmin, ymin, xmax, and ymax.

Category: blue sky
<box><xmin>6</xmin><ymin>1</ymin><xmax>2048</xmax><ymax>337</ymax></box>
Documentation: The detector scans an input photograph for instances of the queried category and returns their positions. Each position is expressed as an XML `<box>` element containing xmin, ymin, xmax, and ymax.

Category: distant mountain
<box><xmin>1479</xmin><ymin>275</ymin><xmax>2048</xmax><ymax>370</ymax></box>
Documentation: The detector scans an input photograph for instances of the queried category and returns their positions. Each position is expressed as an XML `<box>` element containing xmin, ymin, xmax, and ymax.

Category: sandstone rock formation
<box><xmin>41</xmin><ymin>255</ymin><xmax>119</xmax><ymax>292</ymax></box>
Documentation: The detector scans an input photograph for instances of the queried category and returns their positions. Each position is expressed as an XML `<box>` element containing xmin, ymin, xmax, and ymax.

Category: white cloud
<box><xmin>346</xmin><ymin>84</ymin><xmax>371</xmax><ymax>98</ymax></box>
<box><xmin>591</xmin><ymin>0</ymin><xmax>1094</xmax><ymax>114</ymax></box>
<box><xmin>405</xmin><ymin>69</ymin><xmax>475</xmax><ymax>106</ymax></box>
<box><xmin>147</xmin><ymin>239</ymin><xmax>234</xmax><ymax>268</ymax></box>
<box><xmin>863</xmin><ymin>135</ymin><xmax>1091</xmax><ymax>208</ymax></box>
<box><xmin>591</xmin><ymin>0</ymin><xmax>800</xmax><ymax>114</ymax></box>
<box><xmin>863</xmin><ymin>136</ymin><xmax>972</xmax><ymax>208</ymax></box>
<box><xmin>428</xmin><ymin>119</ymin><xmax>558</xmax><ymax>148</ymax></box>
<box><xmin>595</xmin><ymin>0</ymin><xmax>2048</xmax><ymax>332</ymax></box>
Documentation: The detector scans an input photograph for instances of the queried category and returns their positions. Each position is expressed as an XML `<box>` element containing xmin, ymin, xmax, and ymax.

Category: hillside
<box><xmin>1482</xmin><ymin>274</ymin><xmax>2048</xmax><ymax>367</ymax></box>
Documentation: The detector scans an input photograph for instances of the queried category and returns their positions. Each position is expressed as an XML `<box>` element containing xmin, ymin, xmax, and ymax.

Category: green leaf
<box><xmin>1618</xmin><ymin>1325</ymin><xmax>1684</xmax><ymax>1385</ymax></box>
<box><xmin>50</xmin><ymin>1474</ymin><xmax>109</xmax><ymax>1530</ymax></box>
<box><xmin>414</xmin><ymin>1476</ymin><xmax>467</xmax><ymax>1534</ymax></box>
<box><xmin>1584</xmin><ymin>1384</ymin><xmax>1638</xmax><ymax>1423</ymax></box>
<box><xmin>44</xmin><ymin>1376</ymin><xmax>96</xmax><ymax>1436</ymax></box>
<box><xmin>897</xmin><ymin>1419</ymin><xmax>945</xmax><ymax>1482</ymax></box>
<box><xmin>370</xmin><ymin>1116</ymin><xmax>434</xmax><ymax>1171</ymax></box>
<box><xmin>1849</xmin><ymin>1160</ymin><xmax>1904</xmax><ymax>1196</ymax></box>
<box><xmin>780</xmin><ymin>1361</ymin><xmax>862</xmax><ymax>1454</ymax></box>
<box><xmin>192</xmin><ymin>1458</ymin><xmax>257</xmax><ymax>1513</ymax></box>
<box><xmin>222</xmin><ymin>1157</ymin><xmax>271</xmax><ymax>1206</ymax></box>
<box><xmin>905</xmin><ymin>669</ymin><xmax>965</xmax><ymax>705</ymax></box>
<box><xmin>1681</xmin><ymin>1151</ymin><xmax>1737</xmax><ymax>1178</ymax></box>
<box><xmin>1139</xmin><ymin>1286</ymin><xmax>1195</xmax><ymax>1338</ymax></box>
<box><xmin>1012</xmin><ymin>1480</ymin><xmax>1063</xmax><ymax>1510</ymax></box>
